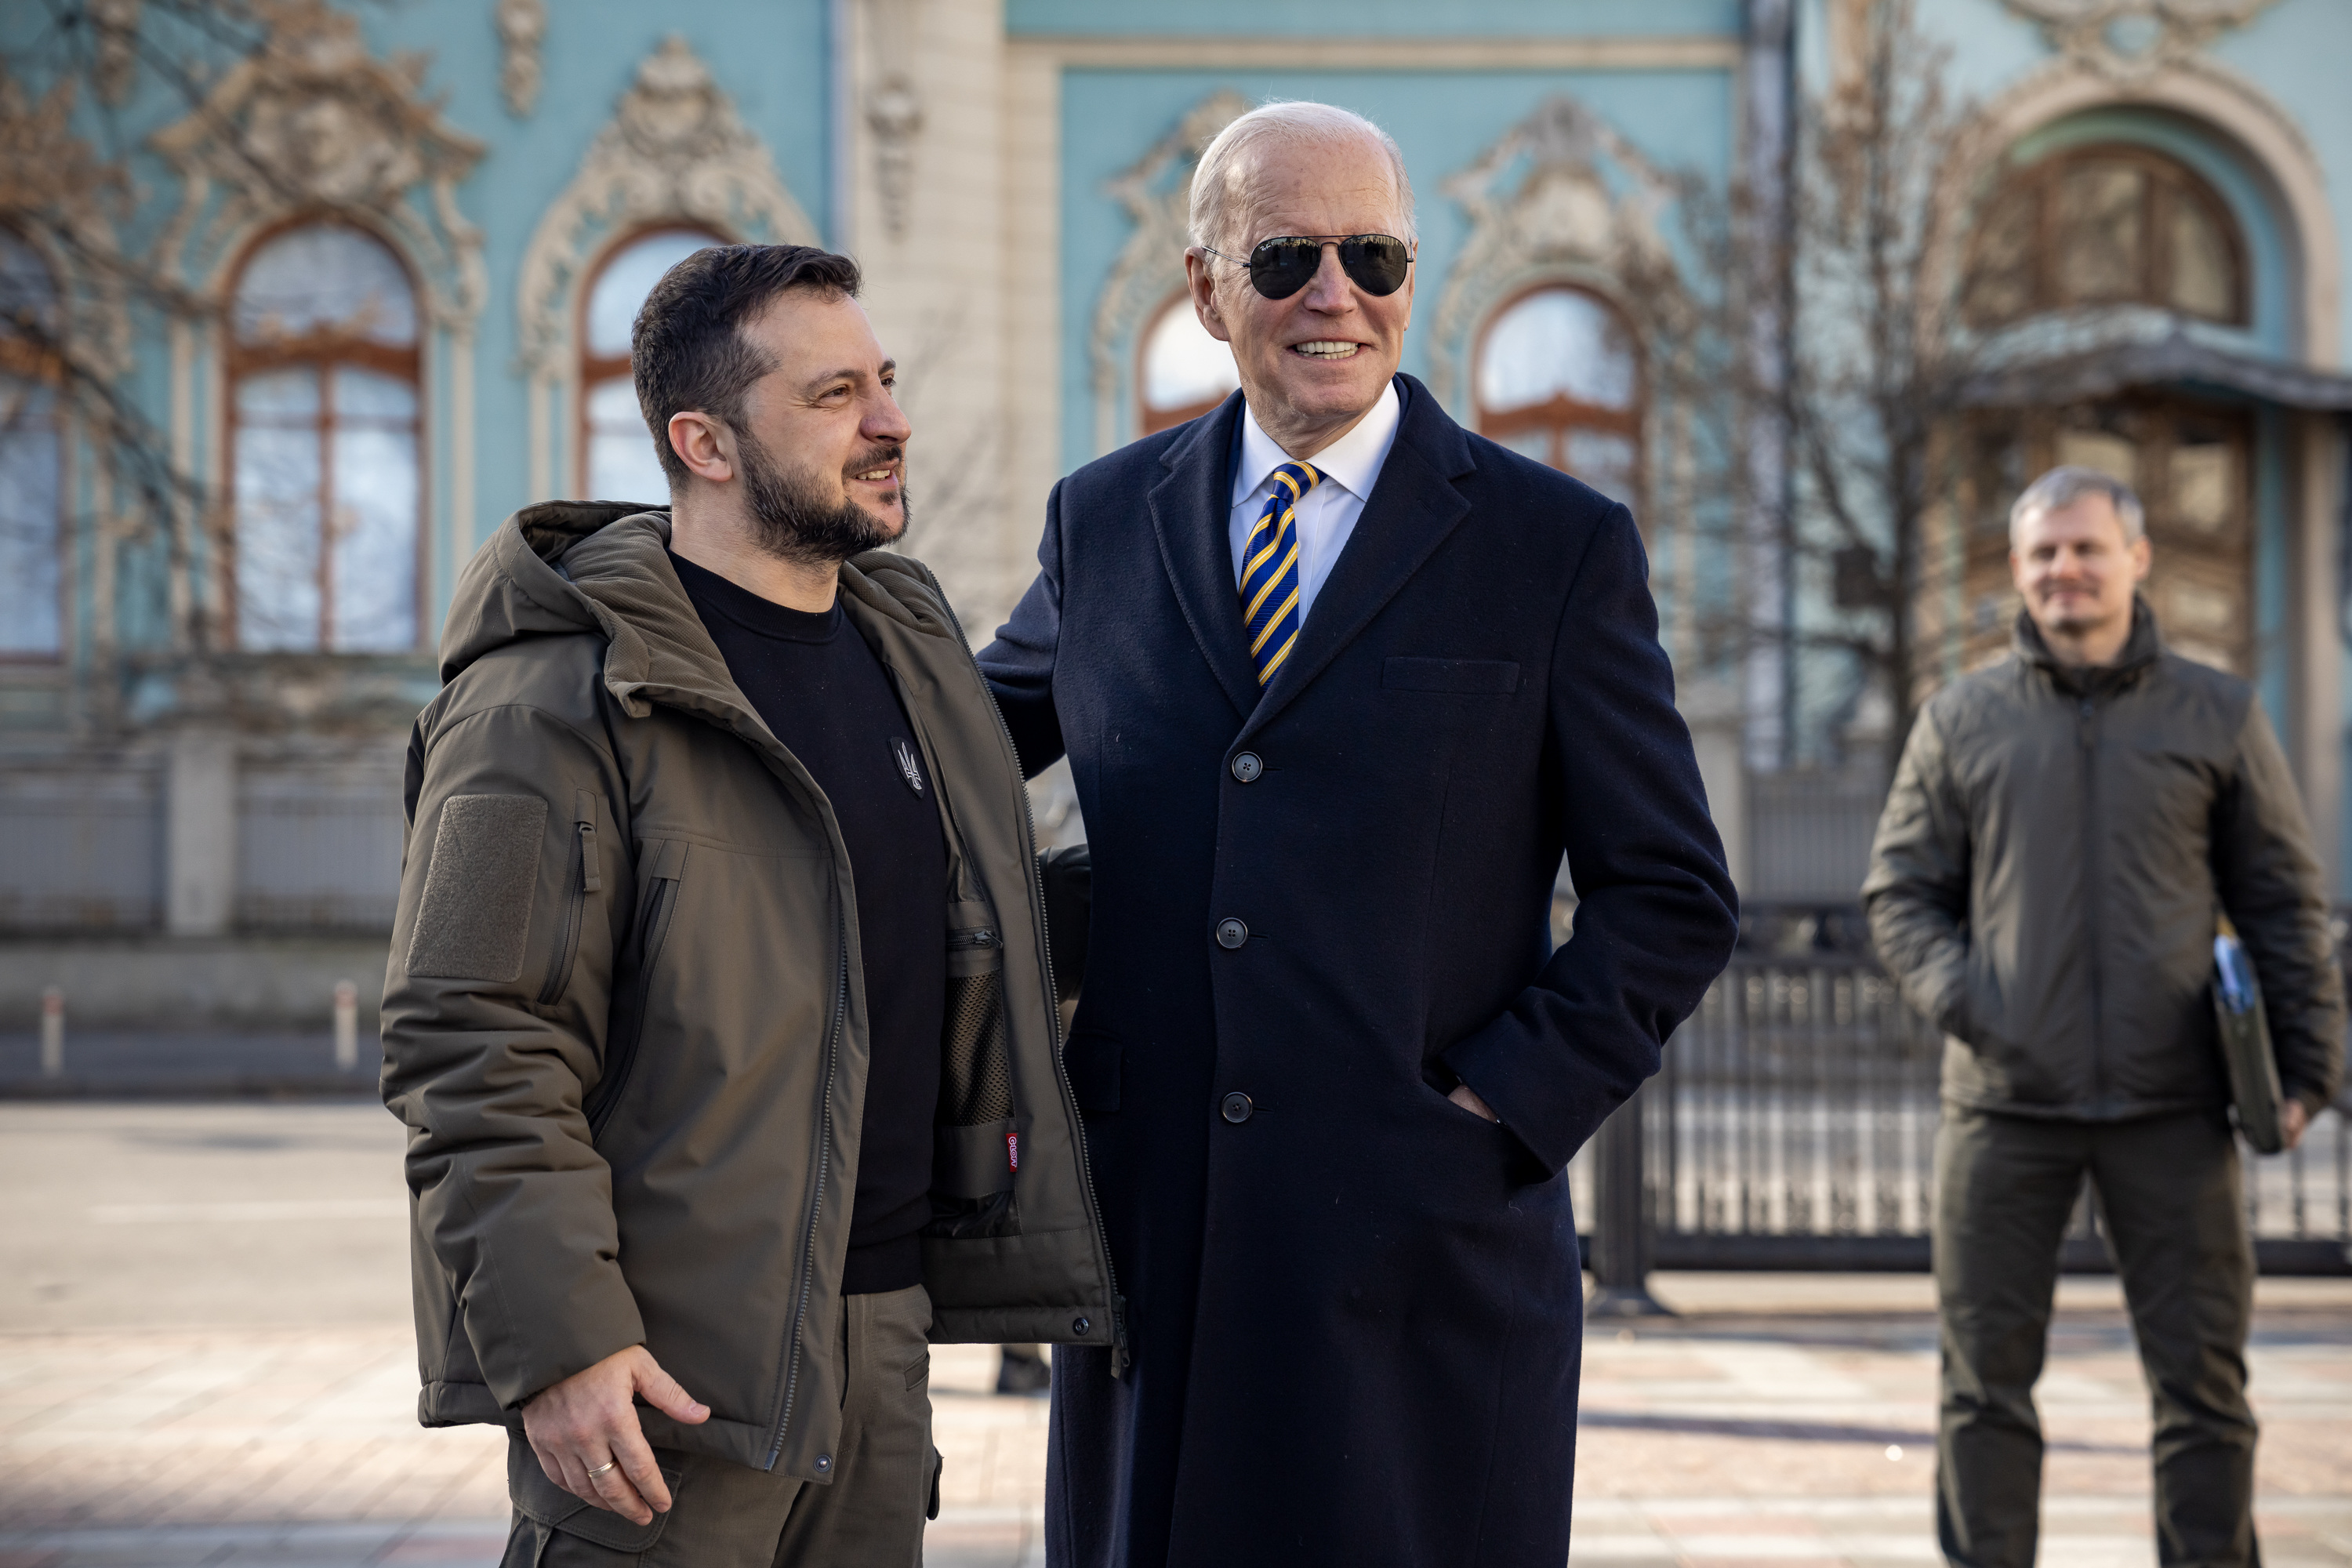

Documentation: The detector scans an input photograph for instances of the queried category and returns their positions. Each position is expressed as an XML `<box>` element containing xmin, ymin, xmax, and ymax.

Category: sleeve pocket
<box><xmin>1382</xmin><ymin>656</ymin><xmax>1521</xmax><ymax>695</ymax></box>
<box><xmin>406</xmin><ymin>793</ymin><xmax>549</xmax><ymax>982</ymax></box>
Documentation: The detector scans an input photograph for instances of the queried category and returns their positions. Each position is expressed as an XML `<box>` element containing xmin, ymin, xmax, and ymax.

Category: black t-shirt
<box><xmin>671</xmin><ymin>552</ymin><xmax>946</xmax><ymax>1296</ymax></box>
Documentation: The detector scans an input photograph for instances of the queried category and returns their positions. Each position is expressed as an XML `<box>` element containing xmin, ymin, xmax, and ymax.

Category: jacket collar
<box><xmin>1145</xmin><ymin>372</ymin><xmax>1476</xmax><ymax>730</ymax></box>
<box><xmin>2012</xmin><ymin>594</ymin><xmax>2163</xmax><ymax>695</ymax></box>
<box><xmin>469</xmin><ymin>502</ymin><xmax>956</xmax><ymax>735</ymax></box>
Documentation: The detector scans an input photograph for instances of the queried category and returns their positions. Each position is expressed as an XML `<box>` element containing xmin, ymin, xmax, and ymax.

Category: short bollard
<box><xmin>40</xmin><ymin>987</ymin><xmax>64</xmax><ymax>1079</ymax></box>
<box><xmin>333</xmin><ymin>980</ymin><xmax>359</xmax><ymax>1072</ymax></box>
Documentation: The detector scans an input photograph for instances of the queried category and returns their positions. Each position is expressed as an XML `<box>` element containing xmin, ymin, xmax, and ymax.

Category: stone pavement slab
<box><xmin>5</xmin><ymin>1103</ymin><xmax>2346</xmax><ymax>1566</ymax></box>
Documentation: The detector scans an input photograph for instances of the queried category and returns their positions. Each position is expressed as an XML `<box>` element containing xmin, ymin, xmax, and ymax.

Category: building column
<box><xmin>2293</xmin><ymin>412</ymin><xmax>2343</xmax><ymax>895</ymax></box>
<box><xmin>1684</xmin><ymin>677</ymin><xmax>1750</xmax><ymax>896</ymax></box>
<box><xmin>167</xmin><ymin>728</ymin><xmax>237</xmax><ymax>936</ymax></box>
<box><xmin>840</xmin><ymin>0</ymin><xmax>1016</xmax><ymax>633</ymax></box>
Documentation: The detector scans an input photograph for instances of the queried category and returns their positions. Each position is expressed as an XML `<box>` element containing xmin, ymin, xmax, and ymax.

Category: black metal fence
<box><xmin>1577</xmin><ymin>951</ymin><xmax>2352</xmax><ymax>1294</ymax></box>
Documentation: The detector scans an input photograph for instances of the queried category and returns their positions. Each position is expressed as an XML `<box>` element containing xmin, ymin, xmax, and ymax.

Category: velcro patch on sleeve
<box><xmin>406</xmin><ymin>793</ymin><xmax>550</xmax><ymax>982</ymax></box>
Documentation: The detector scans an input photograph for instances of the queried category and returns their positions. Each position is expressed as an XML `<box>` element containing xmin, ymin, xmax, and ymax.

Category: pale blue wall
<box><xmin>2211</xmin><ymin>0</ymin><xmax>2352</xmax><ymax>368</ymax></box>
<box><xmin>1057</xmin><ymin>67</ymin><xmax>1738</xmax><ymax>474</ymax></box>
<box><xmin>1009</xmin><ymin>0</ymin><xmax>1743</xmax><ymax>38</ymax></box>
<box><xmin>358</xmin><ymin>0</ymin><xmax>837</xmax><ymax>622</ymax></box>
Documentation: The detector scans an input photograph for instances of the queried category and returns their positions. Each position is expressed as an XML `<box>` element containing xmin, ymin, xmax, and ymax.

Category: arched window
<box><xmin>0</xmin><ymin>230</ymin><xmax>62</xmax><ymax>658</ymax></box>
<box><xmin>229</xmin><ymin>223</ymin><xmax>421</xmax><ymax>653</ymax></box>
<box><xmin>581</xmin><ymin>227</ymin><xmax>724</xmax><ymax>500</ymax></box>
<box><xmin>1137</xmin><ymin>291</ymin><xmax>1240</xmax><ymax>436</ymax></box>
<box><xmin>1475</xmin><ymin>285</ymin><xmax>1642</xmax><ymax>503</ymax></box>
<box><xmin>1967</xmin><ymin>144</ymin><xmax>2245</xmax><ymax>327</ymax></box>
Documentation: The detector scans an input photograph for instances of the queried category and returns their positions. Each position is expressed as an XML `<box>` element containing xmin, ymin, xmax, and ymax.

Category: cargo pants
<box><xmin>1934</xmin><ymin>1107</ymin><xmax>2259</xmax><ymax>1568</ymax></box>
<box><xmin>500</xmin><ymin>1283</ymin><xmax>941</xmax><ymax>1568</ymax></box>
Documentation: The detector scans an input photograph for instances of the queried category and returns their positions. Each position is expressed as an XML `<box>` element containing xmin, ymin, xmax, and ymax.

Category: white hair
<box><xmin>2009</xmin><ymin>464</ymin><xmax>2146</xmax><ymax>548</ymax></box>
<box><xmin>1188</xmin><ymin>100</ymin><xmax>1417</xmax><ymax>259</ymax></box>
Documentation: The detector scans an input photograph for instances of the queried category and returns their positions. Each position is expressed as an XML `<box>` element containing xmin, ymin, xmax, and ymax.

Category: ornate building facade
<box><xmin>3</xmin><ymin>0</ymin><xmax>2350</xmax><ymax>1021</ymax></box>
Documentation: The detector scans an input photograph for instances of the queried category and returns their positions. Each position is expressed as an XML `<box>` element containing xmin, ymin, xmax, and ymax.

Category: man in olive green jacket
<box><xmin>381</xmin><ymin>245</ymin><xmax>1116</xmax><ymax>1566</ymax></box>
<box><xmin>1865</xmin><ymin>466</ymin><xmax>2343</xmax><ymax>1568</ymax></box>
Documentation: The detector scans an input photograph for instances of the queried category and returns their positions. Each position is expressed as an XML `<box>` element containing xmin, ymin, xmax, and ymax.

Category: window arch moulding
<box><xmin>223</xmin><ymin>220</ymin><xmax>425</xmax><ymax>656</ymax></box>
<box><xmin>1933</xmin><ymin>49</ymin><xmax>2336</xmax><ymax>371</ymax></box>
<box><xmin>578</xmin><ymin>226</ymin><xmax>730</xmax><ymax>501</ymax></box>
<box><xmin>1091</xmin><ymin>89</ymin><xmax>1252</xmax><ymax>458</ymax></box>
<box><xmin>1958</xmin><ymin>117</ymin><xmax>2295</xmax><ymax>374</ymax></box>
<box><xmin>517</xmin><ymin>35</ymin><xmax>820</xmax><ymax>505</ymax></box>
<box><xmin>1</xmin><ymin>231</ymin><xmax>70</xmax><ymax>664</ymax></box>
<box><xmin>149</xmin><ymin>0</ymin><xmax>484</xmax><ymax>662</ymax></box>
<box><xmin>0</xmin><ymin>70</ymin><xmax>133</xmax><ymax>680</ymax></box>
<box><xmin>1428</xmin><ymin>96</ymin><xmax>1688</xmax><ymax>506</ymax></box>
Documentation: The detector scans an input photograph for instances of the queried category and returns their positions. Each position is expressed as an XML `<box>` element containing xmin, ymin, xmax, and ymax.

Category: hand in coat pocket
<box><xmin>1447</xmin><ymin>1082</ymin><xmax>1501</xmax><ymax>1122</ymax></box>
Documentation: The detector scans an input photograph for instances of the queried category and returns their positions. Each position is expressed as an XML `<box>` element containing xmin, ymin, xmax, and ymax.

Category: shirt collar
<box><xmin>1231</xmin><ymin>379</ymin><xmax>1403</xmax><ymax>508</ymax></box>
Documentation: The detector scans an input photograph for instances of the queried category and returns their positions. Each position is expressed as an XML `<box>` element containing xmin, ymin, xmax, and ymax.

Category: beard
<box><xmin>736</xmin><ymin>427</ymin><xmax>909</xmax><ymax>567</ymax></box>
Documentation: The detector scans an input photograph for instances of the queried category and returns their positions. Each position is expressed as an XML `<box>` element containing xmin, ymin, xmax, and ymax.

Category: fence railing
<box><xmin>1578</xmin><ymin>952</ymin><xmax>2352</xmax><ymax>1299</ymax></box>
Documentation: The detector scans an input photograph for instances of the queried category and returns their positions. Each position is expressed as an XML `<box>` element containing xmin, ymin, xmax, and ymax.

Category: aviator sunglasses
<box><xmin>1200</xmin><ymin>233</ymin><xmax>1414</xmax><ymax>300</ymax></box>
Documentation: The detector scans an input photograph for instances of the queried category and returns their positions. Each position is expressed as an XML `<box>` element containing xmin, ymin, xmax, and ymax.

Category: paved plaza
<box><xmin>2</xmin><ymin>1101</ymin><xmax>2347</xmax><ymax>1566</ymax></box>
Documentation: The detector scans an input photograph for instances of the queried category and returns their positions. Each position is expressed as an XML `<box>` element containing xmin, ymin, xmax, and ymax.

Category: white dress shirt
<box><xmin>1228</xmin><ymin>379</ymin><xmax>1402</xmax><ymax>626</ymax></box>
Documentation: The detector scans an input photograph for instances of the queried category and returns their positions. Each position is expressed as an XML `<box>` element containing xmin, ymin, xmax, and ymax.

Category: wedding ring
<box><xmin>586</xmin><ymin>1461</ymin><xmax>618</xmax><ymax>1479</ymax></box>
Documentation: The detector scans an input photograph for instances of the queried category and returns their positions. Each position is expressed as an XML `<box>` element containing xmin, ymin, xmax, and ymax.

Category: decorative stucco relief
<box><xmin>864</xmin><ymin>0</ymin><xmax>924</xmax><ymax>241</ymax></box>
<box><xmin>149</xmin><ymin>0</ymin><xmax>485</xmax><ymax>327</ymax></box>
<box><xmin>2001</xmin><ymin>0</ymin><xmax>2278</xmax><ymax>82</ymax></box>
<box><xmin>1089</xmin><ymin>89</ymin><xmax>1250</xmax><ymax>456</ymax></box>
<box><xmin>90</xmin><ymin>0</ymin><xmax>142</xmax><ymax>107</ymax></box>
<box><xmin>1425</xmin><ymin>93</ymin><xmax>1684</xmax><ymax>414</ymax></box>
<box><xmin>515</xmin><ymin>34</ymin><xmax>818</xmax><ymax>379</ymax></box>
<box><xmin>0</xmin><ymin>66</ymin><xmax>131</xmax><ymax>377</ymax></box>
<box><xmin>495</xmin><ymin>0</ymin><xmax>546</xmax><ymax>118</ymax></box>
<box><xmin>1947</xmin><ymin>6</ymin><xmax>2333</xmax><ymax>363</ymax></box>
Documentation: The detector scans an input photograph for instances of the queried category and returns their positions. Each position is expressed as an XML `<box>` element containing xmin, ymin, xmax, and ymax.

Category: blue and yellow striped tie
<box><xmin>1239</xmin><ymin>461</ymin><xmax>1320</xmax><ymax>686</ymax></box>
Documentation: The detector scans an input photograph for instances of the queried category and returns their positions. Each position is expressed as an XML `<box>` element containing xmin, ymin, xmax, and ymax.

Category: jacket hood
<box><xmin>441</xmin><ymin>501</ymin><xmax>964</xmax><ymax>720</ymax></box>
<box><xmin>2011</xmin><ymin>593</ymin><xmax>2163</xmax><ymax>692</ymax></box>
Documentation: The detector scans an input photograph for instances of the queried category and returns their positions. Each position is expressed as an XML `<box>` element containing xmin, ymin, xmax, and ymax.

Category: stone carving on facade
<box><xmin>495</xmin><ymin>0</ymin><xmax>546</xmax><ymax>118</ymax></box>
<box><xmin>515</xmin><ymin>34</ymin><xmax>818</xmax><ymax>379</ymax></box>
<box><xmin>0</xmin><ymin>67</ymin><xmax>132</xmax><ymax>378</ymax></box>
<box><xmin>1425</xmin><ymin>93</ymin><xmax>1684</xmax><ymax>414</ymax></box>
<box><xmin>91</xmin><ymin>0</ymin><xmax>142</xmax><ymax>107</ymax></box>
<box><xmin>148</xmin><ymin>0</ymin><xmax>486</xmax><ymax>328</ymax></box>
<box><xmin>2002</xmin><ymin>0</ymin><xmax>2278</xmax><ymax>82</ymax></box>
<box><xmin>864</xmin><ymin>0</ymin><xmax>923</xmax><ymax>241</ymax></box>
<box><xmin>1089</xmin><ymin>89</ymin><xmax>1250</xmax><ymax>455</ymax></box>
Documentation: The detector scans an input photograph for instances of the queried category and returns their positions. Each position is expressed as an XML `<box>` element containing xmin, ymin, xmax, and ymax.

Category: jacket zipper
<box><xmin>2078</xmin><ymin>695</ymin><xmax>2105</xmax><ymax>1105</ymax></box>
<box><xmin>767</xmin><ymin>898</ymin><xmax>848</xmax><ymax>1470</ymax></box>
<box><xmin>586</xmin><ymin>873</ymin><xmax>677</xmax><ymax>1142</ymax></box>
<box><xmin>535</xmin><ymin>811</ymin><xmax>599</xmax><ymax>1006</ymax></box>
<box><xmin>924</xmin><ymin>568</ymin><xmax>1130</xmax><ymax>1376</ymax></box>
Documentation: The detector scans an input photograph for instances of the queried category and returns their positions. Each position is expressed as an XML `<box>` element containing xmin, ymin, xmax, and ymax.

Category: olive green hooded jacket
<box><xmin>1864</xmin><ymin>601</ymin><xmax>2344</xmax><ymax>1123</ymax></box>
<box><xmin>380</xmin><ymin>502</ymin><xmax>1120</xmax><ymax>1483</ymax></box>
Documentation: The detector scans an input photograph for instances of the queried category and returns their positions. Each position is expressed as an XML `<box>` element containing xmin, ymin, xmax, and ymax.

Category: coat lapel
<box><xmin>1242</xmin><ymin>375</ymin><xmax>1476</xmax><ymax>738</ymax></box>
<box><xmin>1146</xmin><ymin>392</ymin><xmax>1262</xmax><ymax>720</ymax></box>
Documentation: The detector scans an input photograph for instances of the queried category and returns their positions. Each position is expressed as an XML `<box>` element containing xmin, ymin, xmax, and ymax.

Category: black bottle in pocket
<box><xmin>927</xmin><ymin>914</ymin><xmax>1022</xmax><ymax>1240</ymax></box>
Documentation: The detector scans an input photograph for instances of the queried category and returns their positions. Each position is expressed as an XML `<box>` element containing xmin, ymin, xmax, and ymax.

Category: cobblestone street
<box><xmin>3</xmin><ymin>1102</ymin><xmax>2347</xmax><ymax>1566</ymax></box>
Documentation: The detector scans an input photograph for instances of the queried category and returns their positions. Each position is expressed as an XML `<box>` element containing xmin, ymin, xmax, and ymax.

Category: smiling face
<box><xmin>723</xmin><ymin>289</ymin><xmax>912</xmax><ymax>539</ymax></box>
<box><xmin>1184</xmin><ymin>132</ymin><xmax>1414</xmax><ymax>459</ymax></box>
<box><xmin>2012</xmin><ymin>492</ymin><xmax>2150</xmax><ymax>652</ymax></box>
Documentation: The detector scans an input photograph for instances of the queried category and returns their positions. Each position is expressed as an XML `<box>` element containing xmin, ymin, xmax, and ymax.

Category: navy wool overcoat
<box><xmin>977</xmin><ymin>376</ymin><xmax>1738</xmax><ymax>1568</ymax></box>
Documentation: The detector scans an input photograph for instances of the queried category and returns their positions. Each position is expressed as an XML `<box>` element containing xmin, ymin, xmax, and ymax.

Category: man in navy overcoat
<box><xmin>977</xmin><ymin>100</ymin><xmax>1739</xmax><ymax>1567</ymax></box>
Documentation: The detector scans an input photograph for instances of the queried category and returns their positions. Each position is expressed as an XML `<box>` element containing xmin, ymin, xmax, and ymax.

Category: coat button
<box><xmin>815</xmin><ymin>1454</ymin><xmax>831</xmax><ymax>1472</ymax></box>
<box><xmin>1073</xmin><ymin>1316</ymin><xmax>1091</xmax><ymax>1335</ymax></box>
<box><xmin>1230</xmin><ymin>751</ymin><xmax>1262</xmax><ymax>782</ymax></box>
<box><xmin>1221</xmin><ymin>1091</ymin><xmax>1253</xmax><ymax>1123</ymax></box>
<box><xmin>1215</xmin><ymin>917</ymin><xmax>1248</xmax><ymax>949</ymax></box>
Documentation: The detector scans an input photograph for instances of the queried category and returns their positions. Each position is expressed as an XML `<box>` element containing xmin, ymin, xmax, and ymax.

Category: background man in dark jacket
<box><xmin>978</xmin><ymin>100</ymin><xmax>1739</xmax><ymax>1567</ymax></box>
<box><xmin>381</xmin><ymin>246</ymin><xmax>1117</xmax><ymax>1566</ymax></box>
<box><xmin>1865</xmin><ymin>465</ymin><xmax>2346</xmax><ymax>1568</ymax></box>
